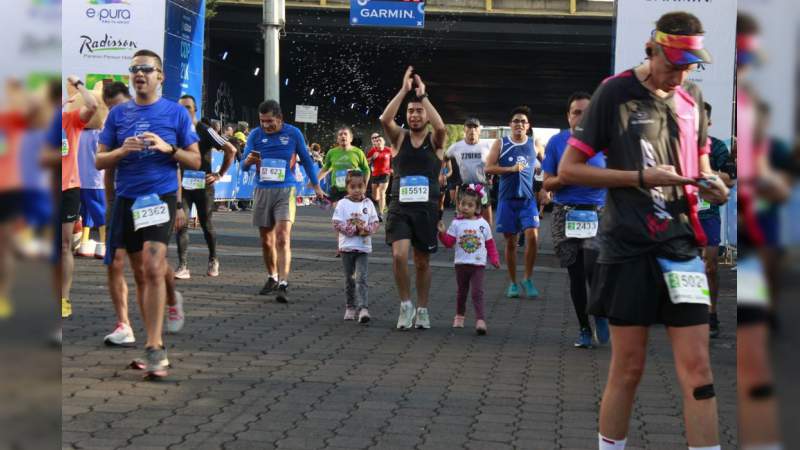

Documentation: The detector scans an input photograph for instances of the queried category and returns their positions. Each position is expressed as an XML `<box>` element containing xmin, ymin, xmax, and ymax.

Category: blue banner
<box><xmin>350</xmin><ymin>0</ymin><xmax>425</xmax><ymax>29</ymax></box>
<box><xmin>163</xmin><ymin>0</ymin><xmax>205</xmax><ymax>113</ymax></box>
<box><xmin>211</xmin><ymin>150</ymin><xmax>319</xmax><ymax>201</ymax></box>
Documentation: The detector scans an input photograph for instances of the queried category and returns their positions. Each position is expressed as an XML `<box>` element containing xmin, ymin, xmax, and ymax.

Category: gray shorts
<box><xmin>252</xmin><ymin>187</ymin><xmax>296</xmax><ymax>229</ymax></box>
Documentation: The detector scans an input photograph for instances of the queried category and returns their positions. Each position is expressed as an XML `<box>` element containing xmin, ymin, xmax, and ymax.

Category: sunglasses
<box><xmin>511</xmin><ymin>119</ymin><xmax>529</xmax><ymax>125</ymax></box>
<box><xmin>128</xmin><ymin>64</ymin><xmax>161</xmax><ymax>74</ymax></box>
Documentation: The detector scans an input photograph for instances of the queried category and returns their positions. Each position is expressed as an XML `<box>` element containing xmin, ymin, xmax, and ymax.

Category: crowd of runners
<box><xmin>0</xmin><ymin>8</ymin><xmax>779</xmax><ymax>450</ymax></box>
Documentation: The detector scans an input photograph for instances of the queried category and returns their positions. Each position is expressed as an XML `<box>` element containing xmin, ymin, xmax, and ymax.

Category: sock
<box><xmin>401</xmin><ymin>300</ymin><xmax>412</xmax><ymax>308</ymax></box>
<box><xmin>688</xmin><ymin>446</ymin><xmax>721</xmax><ymax>450</ymax></box>
<box><xmin>98</xmin><ymin>225</ymin><xmax>106</xmax><ymax>243</ymax></box>
<box><xmin>81</xmin><ymin>227</ymin><xmax>91</xmax><ymax>243</ymax></box>
<box><xmin>278</xmin><ymin>280</ymin><xmax>288</xmax><ymax>287</ymax></box>
<box><xmin>599</xmin><ymin>434</ymin><xmax>626</xmax><ymax>450</ymax></box>
<box><xmin>270</xmin><ymin>273</ymin><xmax>278</xmax><ymax>281</ymax></box>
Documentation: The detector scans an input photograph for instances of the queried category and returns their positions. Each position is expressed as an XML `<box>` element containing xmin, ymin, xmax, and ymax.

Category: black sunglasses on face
<box><xmin>128</xmin><ymin>64</ymin><xmax>160</xmax><ymax>74</ymax></box>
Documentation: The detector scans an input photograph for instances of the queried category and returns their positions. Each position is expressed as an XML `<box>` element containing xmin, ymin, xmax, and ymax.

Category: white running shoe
<box><xmin>343</xmin><ymin>307</ymin><xmax>356</xmax><ymax>321</ymax></box>
<box><xmin>174</xmin><ymin>265</ymin><xmax>191</xmax><ymax>280</ymax></box>
<box><xmin>415</xmin><ymin>308</ymin><xmax>431</xmax><ymax>329</ymax></box>
<box><xmin>396</xmin><ymin>302</ymin><xmax>415</xmax><ymax>330</ymax></box>
<box><xmin>94</xmin><ymin>242</ymin><xmax>106</xmax><ymax>260</ymax></box>
<box><xmin>77</xmin><ymin>240</ymin><xmax>96</xmax><ymax>258</ymax></box>
<box><xmin>104</xmin><ymin>322</ymin><xmax>135</xmax><ymax>346</ymax></box>
<box><xmin>166</xmin><ymin>291</ymin><xmax>185</xmax><ymax>333</ymax></box>
<box><xmin>207</xmin><ymin>258</ymin><xmax>219</xmax><ymax>277</ymax></box>
<box><xmin>358</xmin><ymin>308</ymin><xmax>371</xmax><ymax>324</ymax></box>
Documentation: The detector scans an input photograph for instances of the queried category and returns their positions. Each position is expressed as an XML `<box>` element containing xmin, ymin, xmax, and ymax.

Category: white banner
<box><xmin>62</xmin><ymin>0</ymin><xmax>166</xmax><ymax>91</ymax></box>
<box><xmin>614</xmin><ymin>0</ymin><xmax>737</xmax><ymax>140</ymax></box>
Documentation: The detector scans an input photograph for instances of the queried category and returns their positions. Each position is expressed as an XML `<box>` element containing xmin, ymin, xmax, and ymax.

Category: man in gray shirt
<box><xmin>445</xmin><ymin>117</ymin><xmax>493</xmax><ymax>225</ymax></box>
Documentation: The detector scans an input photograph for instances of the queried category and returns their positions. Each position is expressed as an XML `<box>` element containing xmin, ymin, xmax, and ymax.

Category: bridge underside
<box><xmin>206</xmin><ymin>5</ymin><xmax>613</xmax><ymax>138</ymax></box>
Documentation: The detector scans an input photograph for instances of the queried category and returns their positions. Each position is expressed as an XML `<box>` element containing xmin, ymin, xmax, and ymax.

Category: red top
<box><xmin>367</xmin><ymin>146</ymin><xmax>392</xmax><ymax>177</ymax></box>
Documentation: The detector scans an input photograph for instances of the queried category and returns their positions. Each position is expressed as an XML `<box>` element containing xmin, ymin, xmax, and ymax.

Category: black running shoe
<box><xmin>276</xmin><ymin>283</ymin><xmax>289</xmax><ymax>304</ymax></box>
<box><xmin>259</xmin><ymin>278</ymin><xmax>278</xmax><ymax>295</ymax></box>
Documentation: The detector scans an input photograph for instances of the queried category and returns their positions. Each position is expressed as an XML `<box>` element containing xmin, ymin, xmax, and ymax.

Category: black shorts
<box><xmin>589</xmin><ymin>253</ymin><xmax>709</xmax><ymax>327</ymax></box>
<box><xmin>385</xmin><ymin>204</ymin><xmax>439</xmax><ymax>254</ymax></box>
<box><xmin>329</xmin><ymin>188</ymin><xmax>347</xmax><ymax>203</ymax></box>
<box><xmin>61</xmin><ymin>187</ymin><xmax>81</xmax><ymax>223</ymax></box>
<box><xmin>0</xmin><ymin>191</ymin><xmax>23</xmax><ymax>223</ymax></box>
<box><xmin>117</xmin><ymin>193</ymin><xmax>177</xmax><ymax>253</ymax></box>
<box><xmin>737</xmin><ymin>306</ymin><xmax>771</xmax><ymax>325</ymax></box>
<box><xmin>371</xmin><ymin>174</ymin><xmax>389</xmax><ymax>184</ymax></box>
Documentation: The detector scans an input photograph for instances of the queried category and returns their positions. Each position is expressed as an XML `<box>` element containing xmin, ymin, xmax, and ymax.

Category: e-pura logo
<box><xmin>86</xmin><ymin>0</ymin><xmax>132</xmax><ymax>24</ymax></box>
<box><xmin>79</xmin><ymin>33</ymin><xmax>138</xmax><ymax>57</ymax></box>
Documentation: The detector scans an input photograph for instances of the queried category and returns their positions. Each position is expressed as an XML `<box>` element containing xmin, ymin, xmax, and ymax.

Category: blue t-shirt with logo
<box><xmin>242</xmin><ymin>123</ymin><xmax>320</xmax><ymax>189</ymax></box>
<box><xmin>542</xmin><ymin>129</ymin><xmax>606</xmax><ymax>206</ymax></box>
<box><xmin>99</xmin><ymin>98</ymin><xmax>198</xmax><ymax>199</ymax></box>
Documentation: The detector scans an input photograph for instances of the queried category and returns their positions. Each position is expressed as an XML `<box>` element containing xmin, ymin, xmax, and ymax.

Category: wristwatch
<box><xmin>170</xmin><ymin>144</ymin><xmax>178</xmax><ymax>156</ymax></box>
<box><xmin>176</xmin><ymin>201</ymin><xmax>183</xmax><ymax>209</ymax></box>
<box><xmin>417</xmin><ymin>92</ymin><xmax>429</xmax><ymax>100</ymax></box>
<box><xmin>73</xmin><ymin>80</ymin><xmax>84</xmax><ymax>88</ymax></box>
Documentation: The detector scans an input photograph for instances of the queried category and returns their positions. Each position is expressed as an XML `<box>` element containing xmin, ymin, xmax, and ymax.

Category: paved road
<box><xmin>63</xmin><ymin>206</ymin><xmax>737</xmax><ymax>449</ymax></box>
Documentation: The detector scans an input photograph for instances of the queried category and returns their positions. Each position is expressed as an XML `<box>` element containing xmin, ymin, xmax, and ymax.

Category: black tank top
<box><xmin>390</xmin><ymin>131</ymin><xmax>441</xmax><ymax>206</ymax></box>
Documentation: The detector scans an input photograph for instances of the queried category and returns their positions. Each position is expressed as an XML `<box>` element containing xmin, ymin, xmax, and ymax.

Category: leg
<box><xmin>198</xmin><ymin>187</ymin><xmax>217</xmax><ymax>259</ymax></box>
<box><xmin>127</xmin><ymin>251</ymin><xmax>147</xmax><ymax>324</ymax></box>
<box><xmin>737</xmin><ymin>323</ymin><xmax>780</xmax><ymax>446</ymax></box>
<box><xmin>471</xmin><ymin>266</ymin><xmax>486</xmax><ymax>321</ymax></box>
<box><xmin>355</xmin><ymin>253</ymin><xmax>369</xmax><ymax>309</ymax></box>
<box><xmin>139</xmin><ymin>242</ymin><xmax>168</xmax><ymax>348</ymax></box>
<box><xmin>454</xmin><ymin>265</ymin><xmax>470</xmax><ymax>317</ymax></box>
<box><xmin>503</xmin><ymin>233</ymin><xmax>518</xmax><ymax>283</ymax></box>
<box><xmin>567</xmin><ymin>249</ymin><xmax>592</xmax><ymax>330</ymax></box>
<box><xmin>274</xmin><ymin>220</ymin><xmax>293</xmax><ymax>282</ymax></box>
<box><xmin>175</xmin><ymin>200</ymin><xmax>191</xmax><ymax>268</ymax></box>
<box><xmin>391</xmin><ymin>239</ymin><xmax>411</xmax><ymax>301</ymax></box>
<box><xmin>61</xmin><ymin>222</ymin><xmax>75</xmax><ymax>300</ymax></box>
<box><xmin>667</xmin><ymin>325</ymin><xmax>719</xmax><ymax>446</ymax></box>
<box><xmin>165</xmin><ymin>265</ymin><xmax>177</xmax><ymax>307</ymax></box>
<box><xmin>481</xmin><ymin>204</ymin><xmax>493</xmax><ymax>230</ymax></box>
<box><xmin>599</xmin><ymin>326</ymin><xmax>649</xmax><ymax>440</ymax></box>
<box><xmin>703</xmin><ymin>246</ymin><xmax>719</xmax><ymax>314</ymax></box>
<box><xmin>342</xmin><ymin>253</ymin><xmax>356</xmax><ymax>308</ymax></box>
<box><xmin>377</xmin><ymin>183</ymin><xmax>388</xmax><ymax>213</ymax></box>
<box><xmin>108</xmin><ymin>248</ymin><xmax>130</xmax><ymax>325</ymax></box>
<box><xmin>259</xmin><ymin>226</ymin><xmax>277</xmax><ymax>276</ymax></box>
<box><xmin>523</xmin><ymin>227</ymin><xmax>538</xmax><ymax>280</ymax></box>
<box><xmin>412</xmin><ymin>248</ymin><xmax>432</xmax><ymax>308</ymax></box>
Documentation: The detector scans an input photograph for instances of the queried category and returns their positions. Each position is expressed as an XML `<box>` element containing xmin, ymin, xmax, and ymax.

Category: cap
<box><xmin>653</xmin><ymin>30</ymin><xmax>712</xmax><ymax>66</ymax></box>
<box><xmin>464</xmin><ymin>117</ymin><xmax>481</xmax><ymax>127</ymax></box>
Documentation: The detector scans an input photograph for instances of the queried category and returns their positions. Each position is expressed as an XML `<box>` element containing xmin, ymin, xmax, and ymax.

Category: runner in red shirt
<box><xmin>366</xmin><ymin>133</ymin><xmax>392</xmax><ymax>221</ymax></box>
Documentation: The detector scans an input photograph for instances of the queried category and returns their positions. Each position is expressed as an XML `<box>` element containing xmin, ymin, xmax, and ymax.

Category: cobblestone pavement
<box><xmin>63</xmin><ymin>207</ymin><xmax>737</xmax><ymax>449</ymax></box>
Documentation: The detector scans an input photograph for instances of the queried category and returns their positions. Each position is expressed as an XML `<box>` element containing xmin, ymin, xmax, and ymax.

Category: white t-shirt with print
<box><xmin>446</xmin><ymin>217</ymin><xmax>493</xmax><ymax>266</ymax></box>
<box><xmin>332</xmin><ymin>197</ymin><xmax>379</xmax><ymax>253</ymax></box>
<box><xmin>446</xmin><ymin>140</ymin><xmax>491</xmax><ymax>185</ymax></box>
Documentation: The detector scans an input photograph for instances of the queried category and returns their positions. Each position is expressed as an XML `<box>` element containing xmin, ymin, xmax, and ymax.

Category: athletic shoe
<box><xmin>166</xmin><ymin>291</ymin><xmax>185</xmax><ymax>334</ymax></box>
<box><xmin>144</xmin><ymin>346</ymin><xmax>169</xmax><ymax>379</ymax></box>
<box><xmin>506</xmin><ymin>283</ymin><xmax>520</xmax><ymax>298</ymax></box>
<box><xmin>344</xmin><ymin>307</ymin><xmax>356</xmax><ymax>321</ymax></box>
<box><xmin>415</xmin><ymin>307</ymin><xmax>431</xmax><ymax>329</ymax></box>
<box><xmin>475</xmin><ymin>319</ymin><xmax>487</xmax><ymax>335</ymax></box>
<box><xmin>396</xmin><ymin>302</ymin><xmax>415</xmax><ymax>330</ymax></box>
<box><xmin>61</xmin><ymin>298</ymin><xmax>73</xmax><ymax>319</ymax></box>
<box><xmin>521</xmin><ymin>279</ymin><xmax>539</xmax><ymax>298</ymax></box>
<box><xmin>104</xmin><ymin>322</ymin><xmax>135</xmax><ymax>346</ymax></box>
<box><xmin>276</xmin><ymin>283</ymin><xmax>289</xmax><ymax>303</ymax></box>
<box><xmin>452</xmin><ymin>315</ymin><xmax>465</xmax><ymax>328</ymax></box>
<box><xmin>207</xmin><ymin>258</ymin><xmax>220</xmax><ymax>277</ymax></box>
<box><xmin>174</xmin><ymin>265</ymin><xmax>191</xmax><ymax>280</ymax></box>
<box><xmin>259</xmin><ymin>277</ymin><xmax>278</xmax><ymax>295</ymax></box>
<box><xmin>94</xmin><ymin>242</ymin><xmax>106</xmax><ymax>260</ymax></box>
<box><xmin>77</xmin><ymin>240</ymin><xmax>95</xmax><ymax>258</ymax></box>
<box><xmin>574</xmin><ymin>328</ymin><xmax>593</xmax><ymax>348</ymax></box>
<box><xmin>358</xmin><ymin>308</ymin><xmax>370</xmax><ymax>324</ymax></box>
<box><xmin>709</xmin><ymin>313</ymin><xmax>720</xmax><ymax>339</ymax></box>
<box><xmin>594</xmin><ymin>317</ymin><xmax>610</xmax><ymax>344</ymax></box>
<box><xmin>0</xmin><ymin>296</ymin><xmax>12</xmax><ymax>319</ymax></box>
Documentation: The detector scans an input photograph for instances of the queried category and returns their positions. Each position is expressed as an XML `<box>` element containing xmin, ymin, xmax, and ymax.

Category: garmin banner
<box><xmin>613</xmin><ymin>0</ymin><xmax>737</xmax><ymax>141</ymax></box>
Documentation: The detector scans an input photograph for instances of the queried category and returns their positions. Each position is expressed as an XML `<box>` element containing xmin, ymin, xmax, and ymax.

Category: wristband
<box><xmin>417</xmin><ymin>92</ymin><xmax>429</xmax><ymax>100</ymax></box>
<box><xmin>638</xmin><ymin>169</ymin><xmax>645</xmax><ymax>189</ymax></box>
<box><xmin>170</xmin><ymin>144</ymin><xmax>178</xmax><ymax>156</ymax></box>
<box><xmin>176</xmin><ymin>201</ymin><xmax>183</xmax><ymax>209</ymax></box>
<box><xmin>73</xmin><ymin>80</ymin><xmax>84</xmax><ymax>88</ymax></box>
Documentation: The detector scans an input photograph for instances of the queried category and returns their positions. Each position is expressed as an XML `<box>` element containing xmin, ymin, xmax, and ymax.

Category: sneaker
<box><xmin>166</xmin><ymin>291</ymin><xmax>185</xmax><ymax>334</ymax></box>
<box><xmin>207</xmin><ymin>258</ymin><xmax>220</xmax><ymax>277</ymax></box>
<box><xmin>276</xmin><ymin>283</ymin><xmax>289</xmax><ymax>304</ymax></box>
<box><xmin>94</xmin><ymin>242</ymin><xmax>106</xmax><ymax>260</ymax></box>
<box><xmin>344</xmin><ymin>307</ymin><xmax>356</xmax><ymax>321</ymax></box>
<box><xmin>396</xmin><ymin>302</ymin><xmax>415</xmax><ymax>330</ymax></box>
<box><xmin>130</xmin><ymin>357</ymin><xmax>170</xmax><ymax>371</ymax></box>
<box><xmin>259</xmin><ymin>277</ymin><xmax>278</xmax><ymax>295</ymax></box>
<box><xmin>104</xmin><ymin>322</ymin><xmax>135</xmax><ymax>346</ymax></box>
<box><xmin>415</xmin><ymin>307</ymin><xmax>431</xmax><ymax>329</ymax></box>
<box><xmin>0</xmin><ymin>296</ymin><xmax>13</xmax><ymax>319</ymax></box>
<box><xmin>521</xmin><ymin>279</ymin><xmax>539</xmax><ymax>298</ymax></box>
<box><xmin>77</xmin><ymin>240</ymin><xmax>95</xmax><ymax>258</ymax></box>
<box><xmin>144</xmin><ymin>346</ymin><xmax>169</xmax><ymax>379</ymax></box>
<box><xmin>61</xmin><ymin>298</ymin><xmax>73</xmax><ymax>319</ymax></box>
<box><xmin>475</xmin><ymin>319</ymin><xmax>487</xmax><ymax>335</ymax></box>
<box><xmin>174</xmin><ymin>265</ymin><xmax>191</xmax><ymax>280</ymax></box>
<box><xmin>358</xmin><ymin>308</ymin><xmax>371</xmax><ymax>324</ymax></box>
<box><xmin>574</xmin><ymin>328</ymin><xmax>593</xmax><ymax>348</ymax></box>
<box><xmin>709</xmin><ymin>313</ymin><xmax>720</xmax><ymax>339</ymax></box>
<box><xmin>506</xmin><ymin>283</ymin><xmax>520</xmax><ymax>298</ymax></box>
<box><xmin>594</xmin><ymin>317</ymin><xmax>610</xmax><ymax>344</ymax></box>
<box><xmin>452</xmin><ymin>315</ymin><xmax>465</xmax><ymax>328</ymax></box>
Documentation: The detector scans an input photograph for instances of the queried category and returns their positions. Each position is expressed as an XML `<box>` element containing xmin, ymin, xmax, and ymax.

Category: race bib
<box><xmin>335</xmin><ymin>170</ymin><xmax>348</xmax><ymax>189</ymax></box>
<box><xmin>131</xmin><ymin>194</ymin><xmax>170</xmax><ymax>231</ymax></box>
<box><xmin>565</xmin><ymin>210</ymin><xmax>598</xmax><ymax>238</ymax></box>
<box><xmin>62</xmin><ymin>138</ymin><xmax>69</xmax><ymax>157</ymax></box>
<box><xmin>181</xmin><ymin>170</ymin><xmax>206</xmax><ymax>190</ymax></box>
<box><xmin>260</xmin><ymin>158</ymin><xmax>286</xmax><ymax>182</ymax></box>
<box><xmin>698</xmin><ymin>198</ymin><xmax>711</xmax><ymax>212</ymax></box>
<box><xmin>399</xmin><ymin>176</ymin><xmax>429</xmax><ymax>203</ymax></box>
<box><xmin>737</xmin><ymin>256</ymin><xmax>768</xmax><ymax>307</ymax></box>
<box><xmin>657</xmin><ymin>256</ymin><xmax>710</xmax><ymax>306</ymax></box>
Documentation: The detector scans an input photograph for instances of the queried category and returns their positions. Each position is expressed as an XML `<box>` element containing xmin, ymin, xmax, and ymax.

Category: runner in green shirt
<box><xmin>318</xmin><ymin>126</ymin><xmax>371</xmax><ymax>202</ymax></box>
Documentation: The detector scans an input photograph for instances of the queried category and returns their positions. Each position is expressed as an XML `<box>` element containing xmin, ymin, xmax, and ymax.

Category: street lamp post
<box><xmin>262</xmin><ymin>0</ymin><xmax>284</xmax><ymax>102</ymax></box>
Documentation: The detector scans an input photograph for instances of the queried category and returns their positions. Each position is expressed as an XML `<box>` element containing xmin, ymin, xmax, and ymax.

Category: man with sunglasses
<box><xmin>558</xmin><ymin>12</ymin><xmax>728</xmax><ymax>449</ymax></box>
<box><xmin>96</xmin><ymin>49</ymin><xmax>201</xmax><ymax>379</ymax></box>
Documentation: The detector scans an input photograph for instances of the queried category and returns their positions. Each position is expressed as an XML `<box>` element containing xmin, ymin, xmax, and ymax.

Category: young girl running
<box><xmin>437</xmin><ymin>186</ymin><xmax>500</xmax><ymax>335</ymax></box>
<box><xmin>332</xmin><ymin>171</ymin><xmax>380</xmax><ymax>323</ymax></box>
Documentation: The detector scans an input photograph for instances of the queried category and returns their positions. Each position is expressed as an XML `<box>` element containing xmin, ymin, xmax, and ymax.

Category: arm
<box><xmin>333</xmin><ymin>220</ymin><xmax>359</xmax><ymax>237</ymax></box>
<box><xmin>103</xmin><ymin>167</ymin><xmax>116</xmax><ymax>206</ymax></box>
<box><xmin>96</xmin><ymin>141</ymin><xmax>143</xmax><ymax>170</ymax></box>
<box><xmin>558</xmin><ymin>145</ymin><xmax>694</xmax><ymax>188</ymax></box>
<box><xmin>205</xmin><ymin>126</ymin><xmax>237</xmax><ymax>183</ymax></box>
<box><xmin>67</xmin><ymin>76</ymin><xmax>98</xmax><ymax>124</ymax></box>
<box><xmin>317</xmin><ymin>151</ymin><xmax>332</xmax><ymax>181</ymax></box>
<box><xmin>380</xmin><ymin>66</ymin><xmax>414</xmax><ymax>154</ymax></box>
<box><xmin>438</xmin><ymin>231</ymin><xmax>457</xmax><ymax>248</ymax></box>
<box><xmin>411</xmin><ymin>74</ymin><xmax>447</xmax><ymax>150</ymax></box>
<box><xmin>542</xmin><ymin>172</ymin><xmax>564</xmax><ymax>192</ymax></box>
<box><xmin>359</xmin><ymin>151</ymin><xmax>371</xmax><ymax>184</ymax></box>
<box><xmin>486</xmin><ymin>238</ymin><xmax>500</xmax><ymax>267</ymax></box>
<box><xmin>484</xmin><ymin>139</ymin><xmax>520</xmax><ymax>175</ymax></box>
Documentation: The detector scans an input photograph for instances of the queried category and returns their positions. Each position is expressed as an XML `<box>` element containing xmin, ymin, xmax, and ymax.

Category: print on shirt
<box><xmin>458</xmin><ymin>229</ymin><xmax>483</xmax><ymax>254</ymax></box>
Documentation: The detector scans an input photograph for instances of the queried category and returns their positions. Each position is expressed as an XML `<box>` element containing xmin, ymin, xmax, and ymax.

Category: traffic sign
<box><xmin>295</xmin><ymin>105</ymin><xmax>318</xmax><ymax>124</ymax></box>
<box><xmin>350</xmin><ymin>0</ymin><xmax>425</xmax><ymax>29</ymax></box>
